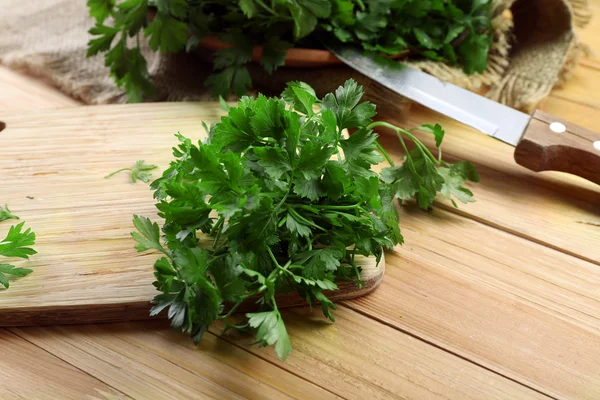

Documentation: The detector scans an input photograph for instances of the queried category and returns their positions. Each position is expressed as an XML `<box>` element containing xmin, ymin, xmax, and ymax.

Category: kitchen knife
<box><xmin>327</xmin><ymin>44</ymin><xmax>600</xmax><ymax>185</ymax></box>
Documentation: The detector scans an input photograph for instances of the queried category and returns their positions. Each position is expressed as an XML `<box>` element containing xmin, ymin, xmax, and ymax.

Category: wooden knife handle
<box><xmin>514</xmin><ymin>110</ymin><xmax>600</xmax><ymax>184</ymax></box>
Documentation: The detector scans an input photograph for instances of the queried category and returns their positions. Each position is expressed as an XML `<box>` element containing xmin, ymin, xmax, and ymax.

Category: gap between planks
<box><xmin>1</xmin><ymin>328</ymin><xmax>131</xmax><ymax>400</ymax></box>
<box><xmin>7</xmin><ymin>324</ymin><xmax>337</xmax><ymax>400</ymax></box>
<box><xmin>433</xmin><ymin>200</ymin><xmax>600</xmax><ymax>267</ymax></box>
<box><xmin>204</xmin><ymin>330</ymin><xmax>349</xmax><ymax>400</ymax></box>
<box><xmin>336</xmin><ymin>304</ymin><xmax>556</xmax><ymax>400</ymax></box>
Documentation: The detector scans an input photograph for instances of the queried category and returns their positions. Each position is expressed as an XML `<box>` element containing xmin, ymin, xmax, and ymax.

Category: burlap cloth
<box><xmin>0</xmin><ymin>0</ymin><xmax>592</xmax><ymax>112</ymax></box>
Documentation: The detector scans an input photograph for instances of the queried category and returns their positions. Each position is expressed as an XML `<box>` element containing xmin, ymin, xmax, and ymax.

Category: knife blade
<box><xmin>327</xmin><ymin>43</ymin><xmax>600</xmax><ymax>185</ymax></box>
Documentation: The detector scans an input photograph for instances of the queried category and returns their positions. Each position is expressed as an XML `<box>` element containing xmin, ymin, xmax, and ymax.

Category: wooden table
<box><xmin>1</xmin><ymin>12</ymin><xmax>600</xmax><ymax>400</ymax></box>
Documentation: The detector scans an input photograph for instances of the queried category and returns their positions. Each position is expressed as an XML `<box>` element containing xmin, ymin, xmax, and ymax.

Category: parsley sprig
<box><xmin>0</xmin><ymin>222</ymin><xmax>37</xmax><ymax>289</ymax></box>
<box><xmin>105</xmin><ymin>160</ymin><xmax>158</xmax><ymax>183</ymax></box>
<box><xmin>132</xmin><ymin>79</ymin><xmax>478</xmax><ymax>359</ymax></box>
<box><xmin>87</xmin><ymin>0</ymin><xmax>493</xmax><ymax>101</ymax></box>
<box><xmin>0</xmin><ymin>204</ymin><xmax>19</xmax><ymax>222</ymax></box>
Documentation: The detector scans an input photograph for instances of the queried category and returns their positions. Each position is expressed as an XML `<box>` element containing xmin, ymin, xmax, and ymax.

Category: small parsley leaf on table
<box><xmin>0</xmin><ymin>222</ymin><xmax>37</xmax><ymax>289</ymax></box>
<box><xmin>105</xmin><ymin>160</ymin><xmax>158</xmax><ymax>183</ymax></box>
<box><xmin>0</xmin><ymin>204</ymin><xmax>19</xmax><ymax>222</ymax></box>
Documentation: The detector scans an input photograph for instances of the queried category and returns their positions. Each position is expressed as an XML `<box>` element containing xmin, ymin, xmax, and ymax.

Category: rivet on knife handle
<box><xmin>514</xmin><ymin>110</ymin><xmax>600</xmax><ymax>184</ymax></box>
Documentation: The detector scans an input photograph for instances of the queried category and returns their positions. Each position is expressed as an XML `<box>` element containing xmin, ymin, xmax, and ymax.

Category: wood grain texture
<box><xmin>551</xmin><ymin>62</ymin><xmax>600</xmax><ymax>109</ymax></box>
<box><xmin>0</xmin><ymin>103</ymin><xmax>383</xmax><ymax>325</ymax></box>
<box><xmin>11</xmin><ymin>322</ymin><xmax>337</xmax><ymax>400</ymax></box>
<box><xmin>514</xmin><ymin>110</ymin><xmax>600</xmax><ymax>184</ymax></box>
<box><xmin>575</xmin><ymin>0</ymin><xmax>600</xmax><ymax>57</ymax></box>
<box><xmin>14</xmin><ymin>312</ymin><xmax>547</xmax><ymax>400</ymax></box>
<box><xmin>343</xmin><ymin>204</ymin><xmax>600</xmax><ymax>399</ymax></box>
<box><xmin>0</xmin><ymin>329</ymin><xmax>127</xmax><ymax>399</ymax></box>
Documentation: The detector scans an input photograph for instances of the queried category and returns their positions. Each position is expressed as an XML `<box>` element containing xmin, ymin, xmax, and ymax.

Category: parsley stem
<box><xmin>210</xmin><ymin>217</ymin><xmax>224</xmax><ymax>237</ymax></box>
<box><xmin>274</xmin><ymin>175</ymin><xmax>293</xmax><ymax>212</ymax></box>
<box><xmin>267</xmin><ymin>247</ymin><xmax>292</xmax><ymax>274</ymax></box>
<box><xmin>104</xmin><ymin>168</ymin><xmax>131</xmax><ymax>179</ymax></box>
<box><xmin>375</xmin><ymin>141</ymin><xmax>394</xmax><ymax>167</ymax></box>
<box><xmin>267</xmin><ymin>246</ymin><xmax>281</xmax><ymax>268</ymax></box>
<box><xmin>255</xmin><ymin>0</ymin><xmax>277</xmax><ymax>16</ymax></box>
<box><xmin>367</xmin><ymin>121</ymin><xmax>440</xmax><ymax>165</ymax></box>
<box><xmin>395</xmin><ymin>132</ymin><xmax>418</xmax><ymax>173</ymax></box>
<box><xmin>287</xmin><ymin>206</ymin><xmax>326</xmax><ymax>231</ymax></box>
<box><xmin>219</xmin><ymin>287</ymin><xmax>264</xmax><ymax>320</ymax></box>
<box><xmin>211</xmin><ymin>218</ymin><xmax>225</xmax><ymax>249</ymax></box>
<box><xmin>209</xmin><ymin>253</ymin><xmax>227</xmax><ymax>262</ymax></box>
<box><xmin>301</xmin><ymin>204</ymin><xmax>358</xmax><ymax>210</ymax></box>
<box><xmin>351</xmin><ymin>249</ymin><xmax>362</xmax><ymax>287</ymax></box>
<box><xmin>397</xmin><ymin>127</ymin><xmax>440</xmax><ymax>165</ymax></box>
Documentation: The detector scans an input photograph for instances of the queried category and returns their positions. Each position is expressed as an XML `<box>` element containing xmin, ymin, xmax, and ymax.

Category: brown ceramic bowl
<box><xmin>148</xmin><ymin>9</ymin><xmax>408</xmax><ymax>68</ymax></box>
<box><xmin>199</xmin><ymin>35</ymin><xmax>344</xmax><ymax>68</ymax></box>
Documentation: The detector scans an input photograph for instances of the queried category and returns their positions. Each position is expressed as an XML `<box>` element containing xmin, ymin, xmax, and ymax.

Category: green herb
<box><xmin>87</xmin><ymin>0</ymin><xmax>493</xmax><ymax>101</ymax></box>
<box><xmin>0</xmin><ymin>222</ymin><xmax>37</xmax><ymax>289</ymax></box>
<box><xmin>132</xmin><ymin>79</ymin><xmax>477</xmax><ymax>359</ymax></box>
<box><xmin>105</xmin><ymin>160</ymin><xmax>158</xmax><ymax>183</ymax></box>
<box><xmin>0</xmin><ymin>204</ymin><xmax>19</xmax><ymax>222</ymax></box>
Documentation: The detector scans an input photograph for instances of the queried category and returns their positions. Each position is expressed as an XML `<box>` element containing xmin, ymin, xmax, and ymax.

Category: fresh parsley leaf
<box><xmin>239</xmin><ymin>0</ymin><xmax>257</xmax><ymax>18</ymax></box>
<box><xmin>118</xmin><ymin>0</ymin><xmax>149</xmax><ymax>37</ymax></box>
<box><xmin>247</xmin><ymin>310</ymin><xmax>292</xmax><ymax>360</ymax></box>
<box><xmin>105</xmin><ymin>160</ymin><xmax>158</xmax><ymax>183</ymax></box>
<box><xmin>260</xmin><ymin>38</ymin><xmax>292</xmax><ymax>74</ymax></box>
<box><xmin>0</xmin><ymin>221</ymin><xmax>37</xmax><ymax>289</ymax></box>
<box><xmin>0</xmin><ymin>222</ymin><xmax>37</xmax><ymax>259</ymax></box>
<box><xmin>154</xmin><ymin>0</ymin><xmax>188</xmax><ymax>18</ymax></box>
<box><xmin>439</xmin><ymin>161</ymin><xmax>480</xmax><ymax>207</ymax></box>
<box><xmin>0</xmin><ymin>264</ymin><xmax>33</xmax><ymax>289</ymax></box>
<box><xmin>0</xmin><ymin>204</ymin><xmax>19</xmax><ymax>222</ymax></box>
<box><xmin>87</xmin><ymin>0</ymin><xmax>114</xmax><ymax>23</ymax></box>
<box><xmin>418</xmin><ymin>124</ymin><xmax>445</xmax><ymax>148</ymax></box>
<box><xmin>145</xmin><ymin>13</ymin><xmax>188</xmax><ymax>53</ymax></box>
<box><xmin>131</xmin><ymin>215</ymin><xmax>168</xmax><ymax>255</ymax></box>
<box><xmin>87</xmin><ymin>24</ymin><xmax>120</xmax><ymax>57</ymax></box>
<box><xmin>322</xmin><ymin>79</ymin><xmax>376</xmax><ymax>130</ymax></box>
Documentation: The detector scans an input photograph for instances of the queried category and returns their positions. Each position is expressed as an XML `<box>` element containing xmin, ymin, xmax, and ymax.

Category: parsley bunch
<box><xmin>87</xmin><ymin>0</ymin><xmax>493</xmax><ymax>101</ymax></box>
<box><xmin>132</xmin><ymin>79</ymin><xmax>478</xmax><ymax>359</ymax></box>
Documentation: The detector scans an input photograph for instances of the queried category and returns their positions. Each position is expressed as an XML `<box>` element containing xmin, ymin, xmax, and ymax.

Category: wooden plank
<box><xmin>0</xmin><ymin>103</ymin><xmax>382</xmax><ymax>325</ymax></box>
<box><xmin>13</xmin><ymin>311</ymin><xmax>547</xmax><ymax>400</ymax></box>
<box><xmin>0</xmin><ymin>329</ymin><xmax>128</xmax><ymax>399</ymax></box>
<box><xmin>215</xmin><ymin>307</ymin><xmax>548</xmax><ymax>399</ymax></box>
<box><xmin>0</xmin><ymin>66</ymin><xmax>80</xmax><ymax>109</ymax></box>
<box><xmin>340</xmin><ymin>204</ymin><xmax>600</xmax><ymax>399</ymax></box>
<box><xmin>375</xmin><ymin>104</ymin><xmax>600</xmax><ymax>265</ymax></box>
<box><xmin>575</xmin><ymin>0</ymin><xmax>600</xmax><ymax>58</ymax></box>
<box><xmin>11</xmin><ymin>321</ymin><xmax>336</xmax><ymax>400</ymax></box>
<box><xmin>551</xmin><ymin>64</ymin><xmax>600</xmax><ymax>109</ymax></box>
<box><xmin>542</xmin><ymin>95</ymin><xmax>600</xmax><ymax>131</ymax></box>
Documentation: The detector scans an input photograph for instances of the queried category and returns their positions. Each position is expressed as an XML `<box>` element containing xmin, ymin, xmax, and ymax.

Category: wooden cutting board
<box><xmin>0</xmin><ymin>103</ymin><xmax>385</xmax><ymax>326</ymax></box>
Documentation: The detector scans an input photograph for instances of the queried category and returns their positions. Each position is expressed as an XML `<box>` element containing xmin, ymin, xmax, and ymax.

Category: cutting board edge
<box><xmin>0</xmin><ymin>259</ymin><xmax>385</xmax><ymax>327</ymax></box>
